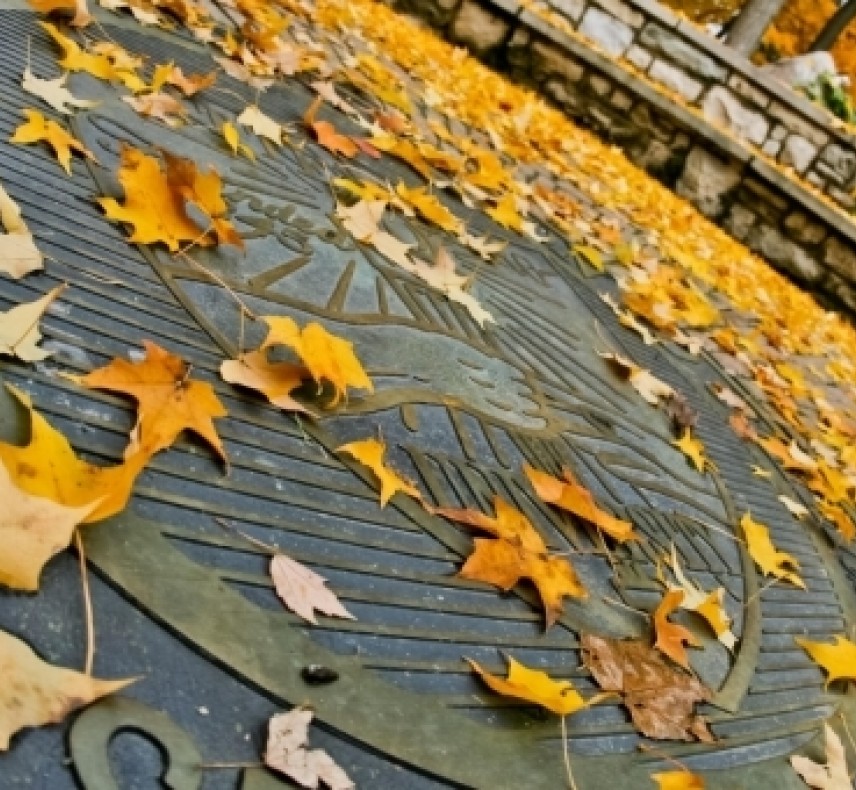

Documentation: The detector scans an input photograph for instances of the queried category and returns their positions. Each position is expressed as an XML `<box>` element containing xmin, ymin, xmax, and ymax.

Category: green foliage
<box><xmin>803</xmin><ymin>73</ymin><xmax>856</xmax><ymax>123</ymax></box>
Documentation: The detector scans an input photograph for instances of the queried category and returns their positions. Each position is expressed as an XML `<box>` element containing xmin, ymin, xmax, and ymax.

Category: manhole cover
<box><xmin>1</xmin><ymin>8</ymin><xmax>854</xmax><ymax>789</ymax></box>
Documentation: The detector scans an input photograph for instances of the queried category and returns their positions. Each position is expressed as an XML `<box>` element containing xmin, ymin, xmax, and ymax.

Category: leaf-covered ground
<box><xmin>4</xmin><ymin>0</ymin><xmax>856</xmax><ymax>786</ymax></box>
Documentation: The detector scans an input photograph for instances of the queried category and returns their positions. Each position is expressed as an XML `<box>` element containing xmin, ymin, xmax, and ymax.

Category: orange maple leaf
<box><xmin>653</xmin><ymin>589</ymin><xmax>701</xmax><ymax>670</ymax></box>
<box><xmin>432</xmin><ymin>496</ymin><xmax>586</xmax><ymax>626</ymax></box>
<box><xmin>524</xmin><ymin>464</ymin><xmax>637</xmax><ymax>542</ymax></box>
<box><xmin>303</xmin><ymin>96</ymin><xmax>359</xmax><ymax>158</ymax></box>
<box><xmin>73</xmin><ymin>340</ymin><xmax>228</xmax><ymax>465</ymax></box>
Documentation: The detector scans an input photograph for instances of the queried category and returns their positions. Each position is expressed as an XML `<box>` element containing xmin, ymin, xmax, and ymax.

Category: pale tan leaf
<box><xmin>790</xmin><ymin>724</ymin><xmax>850</xmax><ymax>789</ymax></box>
<box><xmin>0</xmin><ymin>460</ymin><xmax>99</xmax><ymax>591</ymax></box>
<box><xmin>0</xmin><ymin>284</ymin><xmax>65</xmax><ymax>362</ymax></box>
<box><xmin>270</xmin><ymin>554</ymin><xmax>355</xmax><ymax>624</ymax></box>
<box><xmin>22</xmin><ymin>67</ymin><xmax>98</xmax><ymax>114</ymax></box>
<box><xmin>0</xmin><ymin>183</ymin><xmax>42</xmax><ymax>278</ymax></box>
<box><xmin>0</xmin><ymin>629</ymin><xmax>136</xmax><ymax>750</ymax></box>
<box><xmin>265</xmin><ymin>708</ymin><xmax>354</xmax><ymax>790</ymax></box>
<box><xmin>237</xmin><ymin>105</ymin><xmax>288</xmax><ymax>145</ymax></box>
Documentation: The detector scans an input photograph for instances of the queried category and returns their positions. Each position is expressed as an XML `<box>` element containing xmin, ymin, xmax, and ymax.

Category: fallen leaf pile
<box><xmin>6</xmin><ymin>0</ymin><xmax>856</xmax><ymax>781</ymax></box>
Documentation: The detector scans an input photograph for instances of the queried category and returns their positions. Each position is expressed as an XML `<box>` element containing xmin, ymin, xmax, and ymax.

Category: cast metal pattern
<box><xmin>0</xmin><ymin>9</ymin><xmax>854</xmax><ymax>788</ymax></box>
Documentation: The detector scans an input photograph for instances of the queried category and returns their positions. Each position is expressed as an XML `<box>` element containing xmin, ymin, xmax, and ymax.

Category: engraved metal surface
<box><xmin>1</xmin><ymin>7</ymin><xmax>855</xmax><ymax>788</ymax></box>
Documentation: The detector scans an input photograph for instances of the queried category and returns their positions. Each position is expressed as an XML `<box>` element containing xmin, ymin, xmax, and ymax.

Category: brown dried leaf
<box><xmin>581</xmin><ymin>633</ymin><xmax>713</xmax><ymax>742</ymax></box>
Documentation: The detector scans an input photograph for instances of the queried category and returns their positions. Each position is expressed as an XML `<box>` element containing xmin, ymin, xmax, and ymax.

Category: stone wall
<box><xmin>383</xmin><ymin>0</ymin><xmax>856</xmax><ymax>311</ymax></box>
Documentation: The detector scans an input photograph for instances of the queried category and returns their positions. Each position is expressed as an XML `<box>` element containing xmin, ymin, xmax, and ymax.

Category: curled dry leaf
<box><xmin>795</xmin><ymin>635</ymin><xmax>856</xmax><ymax>688</ymax></box>
<box><xmin>221</xmin><ymin>121</ymin><xmax>255</xmax><ymax>160</ymax></box>
<box><xmin>22</xmin><ymin>67</ymin><xmax>98</xmax><ymax>114</ymax></box>
<box><xmin>740</xmin><ymin>513</ymin><xmax>805</xmax><ymax>589</ymax></box>
<box><xmin>665</xmin><ymin>392</ymin><xmax>698</xmax><ymax>432</ymax></box>
<box><xmin>259</xmin><ymin>316</ymin><xmax>373</xmax><ymax>408</ymax></box>
<box><xmin>0</xmin><ymin>284</ymin><xmax>65</xmax><ymax>362</ymax></box>
<box><xmin>28</xmin><ymin>0</ymin><xmax>91</xmax><ymax>26</ymax></box>
<box><xmin>651</xmin><ymin>770</ymin><xmax>705</xmax><ymax>790</ymax></box>
<box><xmin>581</xmin><ymin>633</ymin><xmax>713</xmax><ymax>742</ymax></box>
<box><xmin>0</xmin><ymin>183</ymin><xmax>43</xmax><ymax>277</ymax></box>
<box><xmin>123</xmin><ymin>92</ymin><xmax>187</xmax><ymax>126</ymax></box>
<box><xmin>653</xmin><ymin>589</ymin><xmax>700</xmax><ymax>670</ymax></box>
<box><xmin>0</xmin><ymin>460</ymin><xmax>98</xmax><ymax>591</ymax></box>
<box><xmin>221</xmin><ymin>350</ymin><xmax>311</xmax><ymax>416</ymax></box>
<box><xmin>10</xmin><ymin>108</ymin><xmax>95</xmax><ymax>175</ymax></box>
<box><xmin>271</xmin><ymin>554</ymin><xmax>355</xmax><ymax>625</ymax></box>
<box><xmin>336</xmin><ymin>199</ymin><xmax>415</xmax><ymax>270</ymax></box>
<box><xmin>0</xmin><ymin>386</ymin><xmax>148</xmax><ymax>522</ymax></box>
<box><xmin>0</xmin><ymin>629</ymin><xmax>136</xmax><ymax>750</ymax></box>
<box><xmin>99</xmin><ymin>145</ymin><xmax>239</xmax><ymax>250</ymax></box>
<box><xmin>790</xmin><ymin>724</ymin><xmax>850</xmax><ymax>790</ymax></box>
<box><xmin>264</xmin><ymin>708</ymin><xmax>354</xmax><ymax>790</ymax></box>
<box><xmin>237</xmin><ymin>105</ymin><xmax>289</xmax><ymax>145</ymax></box>
<box><xmin>337</xmin><ymin>437</ymin><xmax>420</xmax><ymax>507</ymax></box>
<box><xmin>466</xmin><ymin>654</ymin><xmax>605</xmax><ymax>716</ymax></box>
<box><xmin>779</xmin><ymin>495</ymin><xmax>809</xmax><ymax>519</ymax></box>
<box><xmin>672</xmin><ymin>429</ymin><xmax>709</xmax><ymax>473</ymax></box>
<box><xmin>403</xmin><ymin>247</ymin><xmax>493</xmax><ymax>328</ymax></box>
<box><xmin>663</xmin><ymin>547</ymin><xmax>736</xmax><ymax>650</ymax></box>
<box><xmin>166</xmin><ymin>65</ymin><xmax>216</xmax><ymax>96</ymax></box>
<box><xmin>524</xmin><ymin>463</ymin><xmax>636</xmax><ymax>542</ymax></box>
<box><xmin>600</xmin><ymin>292</ymin><xmax>658</xmax><ymax>345</ymax></box>
<box><xmin>432</xmin><ymin>496</ymin><xmax>586</xmax><ymax>627</ymax></box>
<box><xmin>73</xmin><ymin>340</ymin><xmax>228</xmax><ymax>464</ymax></box>
<box><xmin>818</xmin><ymin>501</ymin><xmax>856</xmax><ymax>542</ymax></box>
<box><xmin>303</xmin><ymin>96</ymin><xmax>358</xmax><ymax>158</ymax></box>
<box><xmin>599</xmin><ymin>351</ymin><xmax>674</xmax><ymax>406</ymax></box>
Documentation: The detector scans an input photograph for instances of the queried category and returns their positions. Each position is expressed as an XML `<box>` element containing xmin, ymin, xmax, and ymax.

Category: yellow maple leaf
<box><xmin>260</xmin><ymin>317</ymin><xmax>373</xmax><ymax>407</ymax></box>
<box><xmin>337</xmin><ymin>437</ymin><xmax>420</xmax><ymax>506</ymax></box>
<box><xmin>662</xmin><ymin>546</ymin><xmax>736</xmax><ymax>650</ymax></box>
<box><xmin>795</xmin><ymin>636</ymin><xmax>856</xmax><ymax>688</ymax></box>
<box><xmin>28</xmin><ymin>0</ymin><xmax>92</xmax><ymax>26</ymax></box>
<box><xmin>672</xmin><ymin>428</ymin><xmax>709</xmax><ymax>473</ymax></box>
<box><xmin>573</xmin><ymin>244</ymin><xmax>605</xmax><ymax>272</ymax></box>
<box><xmin>818</xmin><ymin>501</ymin><xmax>855</xmax><ymax>542</ymax></box>
<box><xmin>486</xmin><ymin>193</ymin><xmax>523</xmax><ymax>232</ymax></box>
<box><xmin>222</xmin><ymin>121</ymin><xmax>256</xmax><ymax>160</ymax></box>
<box><xmin>0</xmin><ymin>386</ymin><xmax>148</xmax><ymax>522</ymax></box>
<box><xmin>652</xmin><ymin>770</ymin><xmax>705</xmax><ymax>790</ymax></box>
<box><xmin>394</xmin><ymin>183</ymin><xmax>463</xmax><ymax>234</ymax></box>
<box><xmin>466</xmin><ymin>655</ymin><xmax>598</xmax><ymax>716</ymax></box>
<box><xmin>10</xmin><ymin>109</ymin><xmax>94</xmax><ymax>175</ymax></box>
<box><xmin>98</xmin><ymin>145</ymin><xmax>238</xmax><ymax>251</ymax></box>
<box><xmin>740</xmin><ymin>513</ymin><xmax>805</xmax><ymax>589</ymax></box>
<box><xmin>39</xmin><ymin>21</ymin><xmax>118</xmax><ymax>80</ymax></box>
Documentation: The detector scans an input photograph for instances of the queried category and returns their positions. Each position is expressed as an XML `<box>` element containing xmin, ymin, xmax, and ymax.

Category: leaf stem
<box><xmin>74</xmin><ymin>530</ymin><xmax>95</xmax><ymax>676</ymax></box>
<box><xmin>561</xmin><ymin>715</ymin><xmax>579</xmax><ymax>790</ymax></box>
